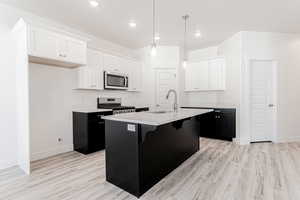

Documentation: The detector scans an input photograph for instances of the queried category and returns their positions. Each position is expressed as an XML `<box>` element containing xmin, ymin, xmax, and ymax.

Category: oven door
<box><xmin>104</xmin><ymin>71</ymin><xmax>128</xmax><ymax>90</ymax></box>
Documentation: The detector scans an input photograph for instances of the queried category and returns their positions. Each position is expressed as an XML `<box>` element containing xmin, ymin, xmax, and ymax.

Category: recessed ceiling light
<box><xmin>89</xmin><ymin>0</ymin><xmax>99</xmax><ymax>7</ymax></box>
<box><xmin>128</xmin><ymin>21</ymin><xmax>137</xmax><ymax>28</ymax></box>
<box><xmin>194</xmin><ymin>31</ymin><xmax>202</xmax><ymax>38</ymax></box>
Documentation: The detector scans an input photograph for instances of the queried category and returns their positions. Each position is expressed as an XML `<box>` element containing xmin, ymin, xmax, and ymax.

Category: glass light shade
<box><xmin>151</xmin><ymin>44</ymin><xmax>157</xmax><ymax>57</ymax></box>
<box><xmin>182</xmin><ymin>60</ymin><xmax>187</xmax><ymax>69</ymax></box>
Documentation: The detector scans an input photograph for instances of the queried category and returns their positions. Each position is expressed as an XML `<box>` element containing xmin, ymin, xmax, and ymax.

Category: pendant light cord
<box><xmin>152</xmin><ymin>0</ymin><xmax>156</xmax><ymax>45</ymax></box>
<box><xmin>183</xmin><ymin>15</ymin><xmax>189</xmax><ymax>61</ymax></box>
<box><xmin>184</xmin><ymin>17</ymin><xmax>187</xmax><ymax>60</ymax></box>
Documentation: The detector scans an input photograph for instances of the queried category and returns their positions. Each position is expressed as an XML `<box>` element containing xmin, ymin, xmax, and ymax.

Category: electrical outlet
<box><xmin>127</xmin><ymin>124</ymin><xmax>136</xmax><ymax>132</ymax></box>
<box><xmin>58</xmin><ymin>138</ymin><xmax>63</xmax><ymax>142</ymax></box>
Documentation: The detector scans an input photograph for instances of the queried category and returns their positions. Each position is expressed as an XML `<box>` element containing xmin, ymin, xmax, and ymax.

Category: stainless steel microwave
<box><xmin>104</xmin><ymin>71</ymin><xmax>128</xmax><ymax>90</ymax></box>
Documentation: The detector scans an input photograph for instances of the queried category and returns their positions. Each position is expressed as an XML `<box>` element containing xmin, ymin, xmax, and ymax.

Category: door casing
<box><xmin>155</xmin><ymin>69</ymin><xmax>178</xmax><ymax>110</ymax></box>
<box><xmin>241</xmin><ymin>58</ymin><xmax>278</xmax><ymax>144</ymax></box>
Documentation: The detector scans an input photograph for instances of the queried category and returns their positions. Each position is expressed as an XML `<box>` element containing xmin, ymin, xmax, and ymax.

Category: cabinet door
<box><xmin>64</xmin><ymin>38</ymin><xmax>87</xmax><ymax>65</ymax></box>
<box><xmin>77</xmin><ymin>67</ymin><xmax>91</xmax><ymax>89</ymax></box>
<box><xmin>29</xmin><ymin>27</ymin><xmax>60</xmax><ymax>60</ymax></box>
<box><xmin>77</xmin><ymin>49</ymin><xmax>103</xmax><ymax>90</ymax></box>
<box><xmin>119</xmin><ymin>58</ymin><xmax>130</xmax><ymax>75</ymax></box>
<box><xmin>198</xmin><ymin>112</ymin><xmax>217</xmax><ymax>138</ymax></box>
<box><xmin>88</xmin><ymin>119</ymin><xmax>105</xmax><ymax>151</ymax></box>
<box><xmin>87</xmin><ymin>49</ymin><xmax>103</xmax><ymax>67</ymax></box>
<box><xmin>208</xmin><ymin>58</ymin><xmax>225</xmax><ymax>90</ymax></box>
<box><xmin>128</xmin><ymin>60</ymin><xmax>142</xmax><ymax>91</ymax></box>
<box><xmin>196</xmin><ymin>61</ymin><xmax>209</xmax><ymax>90</ymax></box>
<box><xmin>185</xmin><ymin>63</ymin><xmax>196</xmax><ymax>91</ymax></box>
<box><xmin>215</xmin><ymin>110</ymin><xmax>236</xmax><ymax>140</ymax></box>
<box><xmin>77</xmin><ymin>67</ymin><xmax>101</xmax><ymax>90</ymax></box>
<box><xmin>186</xmin><ymin>61</ymin><xmax>209</xmax><ymax>91</ymax></box>
<box><xmin>87</xmin><ymin>50</ymin><xmax>104</xmax><ymax>90</ymax></box>
<box><xmin>103</xmin><ymin>54</ymin><xmax>121</xmax><ymax>72</ymax></box>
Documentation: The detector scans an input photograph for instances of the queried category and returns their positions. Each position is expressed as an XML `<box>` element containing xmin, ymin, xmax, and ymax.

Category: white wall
<box><xmin>216</xmin><ymin>33</ymin><xmax>242</xmax><ymax>142</ymax></box>
<box><xmin>241</xmin><ymin>31</ymin><xmax>300</xmax><ymax>143</ymax></box>
<box><xmin>138</xmin><ymin>46</ymin><xmax>181</xmax><ymax>109</ymax></box>
<box><xmin>188</xmin><ymin>46</ymin><xmax>219</xmax><ymax>62</ymax></box>
<box><xmin>29</xmin><ymin>64</ymin><xmax>74</xmax><ymax>161</ymax></box>
<box><xmin>0</xmin><ymin>19</ymin><xmax>18</xmax><ymax>170</ymax></box>
<box><xmin>0</xmin><ymin>3</ymin><xmax>142</xmax><ymax>168</ymax></box>
<box><xmin>30</xmin><ymin>63</ymin><xmax>145</xmax><ymax>161</ymax></box>
<box><xmin>189</xmin><ymin>31</ymin><xmax>300</xmax><ymax>144</ymax></box>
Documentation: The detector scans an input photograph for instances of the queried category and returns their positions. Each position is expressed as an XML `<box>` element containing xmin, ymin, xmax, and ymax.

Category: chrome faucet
<box><xmin>166</xmin><ymin>89</ymin><xmax>178</xmax><ymax>112</ymax></box>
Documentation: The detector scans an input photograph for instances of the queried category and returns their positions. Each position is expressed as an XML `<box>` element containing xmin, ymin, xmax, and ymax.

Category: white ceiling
<box><xmin>1</xmin><ymin>0</ymin><xmax>300</xmax><ymax>49</ymax></box>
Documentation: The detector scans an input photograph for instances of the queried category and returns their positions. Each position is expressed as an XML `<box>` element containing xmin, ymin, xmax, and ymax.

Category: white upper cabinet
<box><xmin>147</xmin><ymin>46</ymin><xmax>180</xmax><ymax>68</ymax></box>
<box><xmin>208</xmin><ymin>58</ymin><xmax>226</xmax><ymax>90</ymax></box>
<box><xmin>76</xmin><ymin>49</ymin><xmax>142</xmax><ymax>92</ymax></box>
<box><xmin>28</xmin><ymin>27</ymin><xmax>60</xmax><ymax>60</ymax></box>
<box><xmin>28</xmin><ymin>26</ymin><xmax>87</xmax><ymax>67</ymax></box>
<box><xmin>64</xmin><ymin>38</ymin><xmax>87</xmax><ymax>65</ymax></box>
<box><xmin>185</xmin><ymin>58</ymin><xmax>226</xmax><ymax>92</ymax></box>
<box><xmin>185</xmin><ymin>61</ymin><xmax>209</xmax><ymax>91</ymax></box>
<box><xmin>86</xmin><ymin>48</ymin><xmax>103</xmax><ymax>67</ymax></box>
<box><xmin>197</xmin><ymin>61</ymin><xmax>210</xmax><ymax>90</ymax></box>
<box><xmin>127</xmin><ymin>60</ymin><xmax>142</xmax><ymax>92</ymax></box>
<box><xmin>119</xmin><ymin>58</ymin><xmax>130</xmax><ymax>75</ymax></box>
<box><xmin>77</xmin><ymin>49</ymin><xmax>103</xmax><ymax>90</ymax></box>
<box><xmin>77</xmin><ymin>67</ymin><xmax>102</xmax><ymax>90</ymax></box>
<box><xmin>103</xmin><ymin>54</ymin><xmax>122</xmax><ymax>73</ymax></box>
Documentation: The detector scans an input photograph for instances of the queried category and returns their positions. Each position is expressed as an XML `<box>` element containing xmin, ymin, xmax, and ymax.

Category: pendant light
<box><xmin>182</xmin><ymin>15</ymin><xmax>189</xmax><ymax>68</ymax></box>
<box><xmin>150</xmin><ymin>0</ymin><xmax>157</xmax><ymax>56</ymax></box>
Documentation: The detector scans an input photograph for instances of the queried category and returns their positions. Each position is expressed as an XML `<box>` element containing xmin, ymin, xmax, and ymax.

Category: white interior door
<box><xmin>155</xmin><ymin>69</ymin><xmax>177</xmax><ymax>110</ymax></box>
<box><xmin>250</xmin><ymin>60</ymin><xmax>277</xmax><ymax>142</ymax></box>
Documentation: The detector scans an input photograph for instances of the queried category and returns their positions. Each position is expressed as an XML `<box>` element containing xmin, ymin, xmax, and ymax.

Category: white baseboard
<box><xmin>239</xmin><ymin>137</ymin><xmax>250</xmax><ymax>145</ymax></box>
<box><xmin>276</xmin><ymin>136</ymin><xmax>300</xmax><ymax>143</ymax></box>
<box><xmin>0</xmin><ymin>160</ymin><xmax>17</xmax><ymax>171</ymax></box>
<box><xmin>31</xmin><ymin>144</ymin><xmax>73</xmax><ymax>161</ymax></box>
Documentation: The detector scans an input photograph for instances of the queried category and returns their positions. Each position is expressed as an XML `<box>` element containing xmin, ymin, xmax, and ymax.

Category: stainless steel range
<box><xmin>97</xmin><ymin>97</ymin><xmax>135</xmax><ymax>115</ymax></box>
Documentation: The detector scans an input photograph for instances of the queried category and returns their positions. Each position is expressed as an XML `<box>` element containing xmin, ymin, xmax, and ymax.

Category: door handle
<box><xmin>268</xmin><ymin>104</ymin><xmax>275</xmax><ymax>107</ymax></box>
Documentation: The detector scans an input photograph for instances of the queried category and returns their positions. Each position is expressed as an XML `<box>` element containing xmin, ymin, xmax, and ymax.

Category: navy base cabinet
<box><xmin>73</xmin><ymin>111</ymin><xmax>113</xmax><ymax>154</ymax></box>
<box><xmin>105</xmin><ymin>117</ymin><xmax>200</xmax><ymax>198</ymax></box>
<box><xmin>182</xmin><ymin>107</ymin><xmax>236</xmax><ymax>141</ymax></box>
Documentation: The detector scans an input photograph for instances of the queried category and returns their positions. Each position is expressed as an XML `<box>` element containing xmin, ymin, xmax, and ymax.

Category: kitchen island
<box><xmin>103</xmin><ymin>108</ymin><xmax>212</xmax><ymax>197</ymax></box>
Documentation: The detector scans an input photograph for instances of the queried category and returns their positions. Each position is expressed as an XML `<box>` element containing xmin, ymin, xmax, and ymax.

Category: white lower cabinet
<box><xmin>185</xmin><ymin>58</ymin><xmax>226</xmax><ymax>92</ymax></box>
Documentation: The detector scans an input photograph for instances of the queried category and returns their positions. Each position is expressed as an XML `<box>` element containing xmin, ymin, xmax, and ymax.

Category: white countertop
<box><xmin>72</xmin><ymin>108</ymin><xmax>112</xmax><ymax>113</ymax></box>
<box><xmin>182</xmin><ymin>104</ymin><xmax>236</xmax><ymax>109</ymax></box>
<box><xmin>102</xmin><ymin>108</ymin><xmax>213</xmax><ymax>126</ymax></box>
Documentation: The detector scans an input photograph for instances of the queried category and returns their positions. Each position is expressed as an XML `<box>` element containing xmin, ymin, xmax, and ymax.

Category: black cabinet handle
<box><xmin>98</xmin><ymin>121</ymin><xmax>105</xmax><ymax>125</ymax></box>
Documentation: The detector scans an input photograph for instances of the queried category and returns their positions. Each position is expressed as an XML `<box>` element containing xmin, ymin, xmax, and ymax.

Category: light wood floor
<box><xmin>1</xmin><ymin>138</ymin><xmax>300</xmax><ymax>200</ymax></box>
